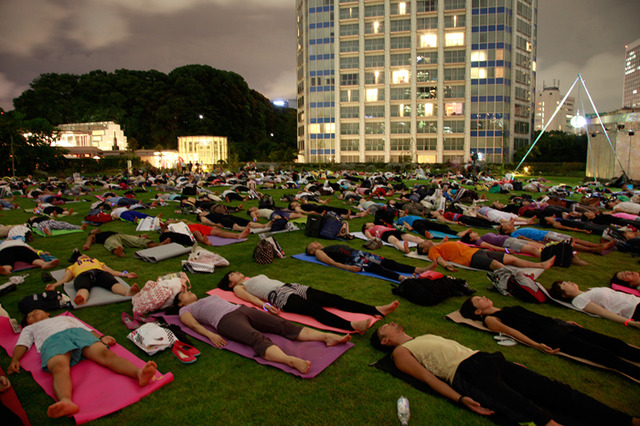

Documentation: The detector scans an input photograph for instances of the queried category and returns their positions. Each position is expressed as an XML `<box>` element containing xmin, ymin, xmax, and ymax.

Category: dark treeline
<box><xmin>513</xmin><ymin>130</ymin><xmax>588</xmax><ymax>163</ymax></box>
<box><xmin>11</xmin><ymin>65</ymin><xmax>297</xmax><ymax>162</ymax></box>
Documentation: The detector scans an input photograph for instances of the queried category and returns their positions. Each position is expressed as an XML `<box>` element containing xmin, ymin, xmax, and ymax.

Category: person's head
<box><xmin>167</xmin><ymin>290</ymin><xmax>198</xmax><ymax>314</ymax></box>
<box><xmin>288</xmin><ymin>201</ymin><xmax>300</xmax><ymax>210</ymax></box>
<box><xmin>416</xmin><ymin>240</ymin><xmax>435</xmax><ymax>255</ymax></box>
<box><xmin>611</xmin><ymin>271</ymin><xmax>640</xmax><ymax>288</ymax></box>
<box><xmin>606</xmin><ymin>199</ymin><xmax>621</xmax><ymax>209</ymax></box>
<box><xmin>498</xmin><ymin>222</ymin><xmax>515</xmax><ymax>235</ymax></box>
<box><xmin>305</xmin><ymin>241</ymin><xmax>323</xmax><ymax>256</ymax></box>
<box><xmin>582</xmin><ymin>211</ymin><xmax>597</xmax><ymax>220</ymax></box>
<box><xmin>490</xmin><ymin>201</ymin><xmax>504</xmax><ymax>209</ymax></box>
<box><xmin>549</xmin><ymin>280</ymin><xmax>580</xmax><ymax>300</ymax></box>
<box><xmin>23</xmin><ymin>309</ymin><xmax>50</xmax><ymax>327</ymax></box>
<box><xmin>460</xmin><ymin>231</ymin><xmax>479</xmax><ymax>244</ymax></box>
<box><xmin>247</xmin><ymin>206</ymin><xmax>258</xmax><ymax>216</ymax></box>
<box><xmin>89</xmin><ymin>228</ymin><xmax>101</xmax><ymax>235</ymax></box>
<box><xmin>370</xmin><ymin>322</ymin><xmax>405</xmax><ymax>352</ymax></box>
<box><xmin>460</xmin><ymin>296</ymin><xmax>494</xmax><ymax>321</ymax></box>
<box><xmin>361</xmin><ymin>222</ymin><xmax>374</xmax><ymax>233</ymax></box>
<box><xmin>217</xmin><ymin>271</ymin><xmax>246</xmax><ymax>291</ymax></box>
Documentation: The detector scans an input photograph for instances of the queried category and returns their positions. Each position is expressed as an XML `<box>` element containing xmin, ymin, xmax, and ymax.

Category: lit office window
<box><xmin>392</xmin><ymin>70</ymin><xmax>410</xmax><ymax>84</ymax></box>
<box><xmin>471</xmin><ymin>51</ymin><xmax>487</xmax><ymax>62</ymax></box>
<box><xmin>309</xmin><ymin>124</ymin><xmax>321</xmax><ymax>133</ymax></box>
<box><xmin>445</xmin><ymin>32</ymin><xmax>464</xmax><ymax>46</ymax></box>
<box><xmin>471</xmin><ymin>68</ymin><xmax>486</xmax><ymax>79</ymax></box>
<box><xmin>419</xmin><ymin>33</ymin><xmax>437</xmax><ymax>48</ymax></box>
<box><xmin>366</xmin><ymin>88</ymin><xmax>380</xmax><ymax>102</ymax></box>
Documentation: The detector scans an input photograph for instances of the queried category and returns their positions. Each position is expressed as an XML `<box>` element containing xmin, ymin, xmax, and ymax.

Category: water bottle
<box><xmin>397</xmin><ymin>396</ymin><xmax>410</xmax><ymax>425</ymax></box>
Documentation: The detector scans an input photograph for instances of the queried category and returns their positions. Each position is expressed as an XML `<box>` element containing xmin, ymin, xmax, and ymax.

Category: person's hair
<box><xmin>370</xmin><ymin>327</ymin><xmax>393</xmax><ymax>353</ymax></box>
<box><xmin>416</xmin><ymin>244</ymin><xmax>428</xmax><ymax>256</ymax></box>
<box><xmin>288</xmin><ymin>202</ymin><xmax>296</xmax><ymax>210</ymax></box>
<box><xmin>217</xmin><ymin>271</ymin><xmax>233</xmax><ymax>291</ymax></box>
<box><xmin>459</xmin><ymin>298</ymin><xmax>483</xmax><ymax>322</ymax></box>
<box><xmin>361</xmin><ymin>223</ymin><xmax>368</xmax><ymax>233</ymax></box>
<box><xmin>460</xmin><ymin>233</ymin><xmax>472</xmax><ymax>244</ymax></box>
<box><xmin>165</xmin><ymin>293</ymin><xmax>184</xmax><ymax>315</ymax></box>
<box><xmin>490</xmin><ymin>201</ymin><xmax>501</xmax><ymax>209</ymax></box>
<box><xmin>498</xmin><ymin>224</ymin><xmax>509</xmax><ymax>235</ymax></box>
<box><xmin>305</xmin><ymin>243</ymin><xmax>315</xmax><ymax>256</ymax></box>
<box><xmin>549</xmin><ymin>280</ymin><xmax>570</xmax><ymax>300</ymax></box>
<box><xmin>610</xmin><ymin>271</ymin><xmax>629</xmax><ymax>287</ymax></box>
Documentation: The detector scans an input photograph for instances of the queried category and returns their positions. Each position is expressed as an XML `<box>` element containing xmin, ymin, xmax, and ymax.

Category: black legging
<box><xmin>363</xmin><ymin>258</ymin><xmax>416</xmax><ymax>281</ymax></box>
<box><xmin>453</xmin><ymin>352</ymin><xmax>632</xmax><ymax>425</ymax></box>
<box><xmin>0</xmin><ymin>246</ymin><xmax>39</xmax><ymax>266</ymax></box>
<box><xmin>411</xmin><ymin>220</ymin><xmax>458</xmax><ymax>236</ymax></box>
<box><xmin>282</xmin><ymin>287</ymin><xmax>380</xmax><ymax>331</ymax></box>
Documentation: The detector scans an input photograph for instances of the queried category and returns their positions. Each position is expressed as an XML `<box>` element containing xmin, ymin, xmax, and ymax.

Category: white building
<box><xmin>296</xmin><ymin>0</ymin><xmax>538</xmax><ymax>164</ymax></box>
<box><xmin>534</xmin><ymin>83</ymin><xmax>577</xmax><ymax>133</ymax></box>
<box><xmin>623</xmin><ymin>38</ymin><xmax>640</xmax><ymax>108</ymax></box>
<box><xmin>177</xmin><ymin>136</ymin><xmax>228</xmax><ymax>170</ymax></box>
<box><xmin>53</xmin><ymin>121</ymin><xmax>128</xmax><ymax>152</ymax></box>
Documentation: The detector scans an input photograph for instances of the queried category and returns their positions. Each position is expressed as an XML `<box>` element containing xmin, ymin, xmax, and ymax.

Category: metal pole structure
<box><xmin>514</xmin><ymin>76</ymin><xmax>581</xmax><ymax>173</ymax></box>
<box><xmin>10</xmin><ymin>133</ymin><xmax>15</xmax><ymax>177</ymax></box>
<box><xmin>578</xmin><ymin>74</ymin><xmax>630</xmax><ymax>179</ymax></box>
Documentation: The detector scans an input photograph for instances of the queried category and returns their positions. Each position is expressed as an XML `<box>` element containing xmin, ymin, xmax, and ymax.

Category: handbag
<box><xmin>132</xmin><ymin>272</ymin><xmax>190</xmax><ymax>316</ymax></box>
<box><xmin>254</xmin><ymin>239</ymin><xmax>274</xmax><ymax>264</ymax></box>
<box><xmin>182</xmin><ymin>244</ymin><xmax>229</xmax><ymax>273</ymax></box>
<box><xmin>541</xmin><ymin>240</ymin><xmax>573</xmax><ymax>268</ymax></box>
<box><xmin>127</xmin><ymin>322</ymin><xmax>176</xmax><ymax>355</ymax></box>
<box><xmin>363</xmin><ymin>238</ymin><xmax>383</xmax><ymax>250</ymax></box>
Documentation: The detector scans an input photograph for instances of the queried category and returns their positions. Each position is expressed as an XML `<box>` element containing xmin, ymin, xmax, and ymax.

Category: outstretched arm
<box><xmin>45</xmin><ymin>268</ymin><xmax>74</xmax><ymax>290</ymax></box>
<box><xmin>315</xmin><ymin>249</ymin><xmax>361</xmax><ymax>272</ymax></box>
<box><xmin>484</xmin><ymin>316</ymin><xmax>559</xmax><ymax>354</ymax></box>
<box><xmin>7</xmin><ymin>345</ymin><xmax>29</xmax><ymax>374</ymax></box>
<box><xmin>582</xmin><ymin>301</ymin><xmax>640</xmax><ymax>329</ymax></box>
<box><xmin>233</xmin><ymin>284</ymin><xmax>280</xmax><ymax>315</ymax></box>
<box><xmin>392</xmin><ymin>347</ymin><xmax>494</xmax><ymax>416</ymax></box>
<box><xmin>102</xmin><ymin>265</ymin><xmax>137</xmax><ymax>279</ymax></box>
<box><xmin>179</xmin><ymin>312</ymin><xmax>228</xmax><ymax>346</ymax></box>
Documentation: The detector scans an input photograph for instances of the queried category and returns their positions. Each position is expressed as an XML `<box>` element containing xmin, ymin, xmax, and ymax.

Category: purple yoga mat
<box><xmin>206</xmin><ymin>236</ymin><xmax>247</xmax><ymax>246</ymax></box>
<box><xmin>159</xmin><ymin>313</ymin><xmax>353</xmax><ymax>378</ymax></box>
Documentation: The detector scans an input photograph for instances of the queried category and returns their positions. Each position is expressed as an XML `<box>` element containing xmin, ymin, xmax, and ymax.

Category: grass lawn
<box><xmin>0</xmin><ymin>175</ymin><xmax>638</xmax><ymax>425</ymax></box>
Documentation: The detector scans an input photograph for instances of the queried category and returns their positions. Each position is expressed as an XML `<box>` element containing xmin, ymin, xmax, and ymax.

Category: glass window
<box><xmin>390</xmin><ymin>36</ymin><xmax>411</xmax><ymax>49</ymax></box>
<box><xmin>365</xmin><ymin>38</ymin><xmax>385</xmax><ymax>51</ymax></box>
<box><xmin>416</xmin><ymin>0</ymin><xmax>437</xmax><ymax>13</ymax></box>
<box><xmin>392</xmin><ymin>70</ymin><xmax>410</xmax><ymax>84</ymax></box>
<box><xmin>419</xmin><ymin>33</ymin><xmax>437</xmax><ymax>48</ymax></box>
<box><xmin>365</xmin><ymin>55</ymin><xmax>385</xmax><ymax>68</ymax></box>
<box><xmin>340</xmin><ymin>89</ymin><xmax>359</xmax><ymax>102</ymax></box>
<box><xmin>417</xmin><ymin>120</ymin><xmax>437</xmax><ymax>133</ymax></box>
<box><xmin>365</xmin><ymin>122</ymin><xmax>385</xmax><ymax>134</ymax></box>
<box><xmin>417</xmin><ymin>86</ymin><xmax>437</xmax><ymax>99</ymax></box>
<box><xmin>444</xmin><ymin>85</ymin><xmax>465</xmax><ymax>98</ymax></box>
<box><xmin>471</xmin><ymin>50</ymin><xmax>486</xmax><ymax>61</ymax></box>
<box><xmin>341</xmin><ymin>106</ymin><xmax>359</xmax><ymax>118</ymax></box>
<box><xmin>417</xmin><ymin>103</ymin><xmax>436</xmax><ymax>117</ymax></box>
<box><xmin>445</xmin><ymin>32</ymin><xmax>464</xmax><ymax>47</ymax></box>
<box><xmin>340</xmin><ymin>56</ymin><xmax>359</xmax><ymax>69</ymax></box>
<box><xmin>444</xmin><ymin>50</ymin><xmax>465</xmax><ymax>63</ymax></box>
<box><xmin>340</xmin><ymin>139</ymin><xmax>359</xmax><ymax>151</ymax></box>
<box><xmin>390</xmin><ymin>121</ymin><xmax>410</xmax><ymax>134</ymax></box>
<box><xmin>365</xmin><ymin>105</ymin><xmax>385</xmax><ymax>118</ymax></box>
<box><xmin>366</xmin><ymin>88</ymin><xmax>384</xmax><ymax>101</ymax></box>
<box><xmin>340</xmin><ymin>23</ymin><xmax>359</xmax><ymax>36</ymax></box>
<box><xmin>365</xmin><ymin>4</ymin><xmax>385</xmax><ymax>17</ymax></box>
<box><xmin>391</xmin><ymin>104</ymin><xmax>412</xmax><ymax>117</ymax></box>
<box><xmin>443</xmin><ymin>137</ymin><xmax>464</xmax><ymax>150</ymax></box>
<box><xmin>417</xmin><ymin>16</ymin><xmax>438</xmax><ymax>30</ymax></box>
<box><xmin>416</xmin><ymin>51</ymin><xmax>438</xmax><ymax>65</ymax></box>
<box><xmin>390</xmin><ymin>19</ymin><xmax>411</xmax><ymax>32</ymax></box>
<box><xmin>417</xmin><ymin>69</ymin><xmax>438</xmax><ymax>82</ymax></box>
<box><xmin>390</xmin><ymin>2</ymin><xmax>410</xmax><ymax>15</ymax></box>
<box><xmin>390</xmin><ymin>53</ymin><xmax>411</xmax><ymax>66</ymax></box>
<box><xmin>339</xmin><ymin>6</ymin><xmax>358</xmax><ymax>19</ymax></box>
<box><xmin>390</xmin><ymin>87</ymin><xmax>412</xmax><ymax>100</ymax></box>
<box><xmin>444</xmin><ymin>0</ymin><xmax>465</xmax><ymax>10</ymax></box>
<box><xmin>444</xmin><ymin>14</ymin><xmax>466</xmax><ymax>28</ymax></box>
<box><xmin>444</xmin><ymin>102</ymin><xmax>464</xmax><ymax>116</ymax></box>
<box><xmin>365</xmin><ymin>20</ymin><xmax>384</xmax><ymax>34</ymax></box>
<box><xmin>390</xmin><ymin>137</ymin><xmax>411</xmax><ymax>150</ymax></box>
<box><xmin>340</xmin><ymin>73</ymin><xmax>359</xmax><ymax>85</ymax></box>
<box><xmin>443</xmin><ymin>120</ymin><xmax>465</xmax><ymax>133</ymax></box>
<box><xmin>365</xmin><ymin>71</ymin><xmax>384</xmax><ymax>84</ymax></box>
<box><xmin>416</xmin><ymin>137</ymin><xmax>437</xmax><ymax>150</ymax></box>
<box><xmin>365</xmin><ymin>139</ymin><xmax>385</xmax><ymax>151</ymax></box>
<box><xmin>443</xmin><ymin>68</ymin><xmax>465</xmax><ymax>80</ymax></box>
<box><xmin>340</xmin><ymin>40</ymin><xmax>359</xmax><ymax>53</ymax></box>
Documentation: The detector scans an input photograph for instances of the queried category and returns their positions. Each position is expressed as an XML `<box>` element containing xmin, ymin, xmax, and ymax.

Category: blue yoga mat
<box><xmin>291</xmin><ymin>253</ymin><xmax>402</xmax><ymax>283</ymax></box>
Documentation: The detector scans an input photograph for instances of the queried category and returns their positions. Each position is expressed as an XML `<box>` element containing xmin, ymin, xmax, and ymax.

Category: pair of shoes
<box><xmin>41</xmin><ymin>271</ymin><xmax>54</xmax><ymax>283</ymax></box>
<box><xmin>172</xmin><ymin>341</ymin><xmax>200</xmax><ymax>364</ymax></box>
<box><xmin>494</xmin><ymin>333</ymin><xmax>517</xmax><ymax>347</ymax></box>
<box><xmin>121</xmin><ymin>312</ymin><xmax>140</xmax><ymax>330</ymax></box>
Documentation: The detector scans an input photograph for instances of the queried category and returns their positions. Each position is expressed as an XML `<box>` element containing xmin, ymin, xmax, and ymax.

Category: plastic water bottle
<box><xmin>397</xmin><ymin>396</ymin><xmax>410</xmax><ymax>425</ymax></box>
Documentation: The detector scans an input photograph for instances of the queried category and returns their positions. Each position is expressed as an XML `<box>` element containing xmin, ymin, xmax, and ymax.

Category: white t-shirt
<box><xmin>243</xmin><ymin>275</ymin><xmax>284</xmax><ymax>300</ymax></box>
<box><xmin>572</xmin><ymin>287</ymin><xmax>640</xmax><ymax>318</ymax></box>
<box><xmin>16</xmin><ymin>316</ymin><xmax>92</xmax><ymax>353</ymax></box>
<box><xmin>613</xmin><ymin>202</ymin><xmax>640</xmax><ymax>215</ymax></box>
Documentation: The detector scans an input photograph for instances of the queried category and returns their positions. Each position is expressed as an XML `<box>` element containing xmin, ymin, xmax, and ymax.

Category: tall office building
<box><xmin>296</xmin><ymin>0</ymin><xmax>538</xmax><ymax>164</ymax></box>
<box><xmin>623</xmin><ymin>38</ymin><xmax>640</xmax><ymax>108</ymax></box>
<box><xmin>534</xmin><ymin>82</ymin><xmax>577</xmax><ymax>133</ymax></box>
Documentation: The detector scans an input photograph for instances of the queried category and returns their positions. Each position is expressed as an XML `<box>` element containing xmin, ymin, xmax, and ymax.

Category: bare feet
<box><xmin>47</xmin><ymin>399</ymin><xmax>79</xmax><ymax>418</ymax></box>
<box><xmin>0</xmin><ymin>265</ymin><xmax>11</xmax><ymax>275</ymax></box>
<box><xmin>74</xmin><ymin>294</ymin><xmax>86</xmax><ymax>305</ymax></box>
<box><xmin>82</xmin><ymin>244</ymin><xmax>90</xmax><ymax>250</ymax></box>
<box><xmin>376</xmin><ymin>300</ymin><xmax>400</xmax><ymax>317</ymax></box>
<box><xmin>238</xmin><ymin>225</ymin><xmax>251</xmax><ymax>239</ymax></box>
<box><xmin>80</xmin><ymin>223</ymin><xmax>87</xmax><ymax>230</ymax></box>
<box><xmin>414</xmin><ymin>262</ymin><xmax>437</xmax><ymax>275</ymax></box>
<box><xmin>403</xmin><ymin>241</ymin><xmax>410</xmax><ymax>254</ymax></box>
<box><xmin>601</xmin><ymin>240</ymin><xmax>616</xmax><ymax>252</ymax></box>
<box><xmin>43</xmin><ymin>228</ymin><xmax>52</xmax><ymax>236</ymax></box>
<box><xmin>138</xmin><ymin>361</ymin><xmax>157</xmax><ymax>386</ymax></box>
<box><xmin>424</xmin><ymin>231</ymin><xmax>433</xmax><ymax>239</ymax></box>
<box><xmin>290</xmin><ymin>358</ymin><xmax>311</xmax><ymax>374</ymax></box>
<box><xmin>542</xmin><ymin>256</ymin><xmax>556</xmax><ymax>269</ymax></box>
<box><xmin>127</xmin><ymin>283</ymin><xmax>140</xmax><ymax>296</ymax></box>
<box><xmin>42</xmin><ymin>259</ymin><xmax>60</xmax><ymax>270</ymax></box>
<box><xmin>112</xmin><ymin>246</ymin><xmax>126</xmax><ymax>257</ymax></box>
<box><xmin>325</xmin><ymin>334</ymin><xmax>352</xmax><ymax>347</ymax></box>
<box><xmin>572</xmin><ymin>256</ymin><xmax>589</xmax><ymax>266</ymax></box>
<box><xmin>68</xmin><ymin>208</ymin><xmax>74</xmax><ymax>215</ymax></box>
<box><xmin>351</xmin><ymin>319</ymin><xmax>372</xmax><ymax>334</ymax></box>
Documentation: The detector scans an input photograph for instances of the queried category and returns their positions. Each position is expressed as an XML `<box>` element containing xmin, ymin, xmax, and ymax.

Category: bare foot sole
<box><xmin>543</xmin><ymin>256</ymin><xmax>556</xmax><ymax>269</ymax></box>
<box><xmin>138</xmin><ymin>361</ymin><xmax>157</xmax><ymax>386</ymax></box>
<box><xmin>291</xmin><ymin>358</ymin><xmax>311</xmax><ymax>374</ymax></box>
<box><xmin>44</xmin><ymin>228</ymin><xmax>52</xmax><ymax>236</ymax></box>
<box><xmin>47</xmin><ymin>400</ymin><xmax>79</xmax><ymax>418</ymax></box>
<box><xmin>0</xmin><ymin>266</ymin><xmax>11</xmax><ymax>276</ymax></box>
<box><xmin>351</xmin><ymin>319</ymin><xmax>371</xmax><ymax>334</ymax></box>
<box><xmin>113</xmin><ymin>247</ymin><xmax>125</xmax><ymax>257</ymax></box>
<box><xmin>376</xmin><ymin>300</ymin><xmax>400</xmax><ymax>317</ymax></box>
<box><xmin>403</xmin><ymin>241</ymin><xmax>410</xmax><ymax>254</ymax></box>
<box><xmin>415</xmin><ymin>263</ymin><xmax>437</xmax><ymax>274</ymax></box>
<box><xmin>43</xmin><ymin>259</ymin><xmax>60</xmax><ymax>269</ymax></box>
<box><xmin>74</xmin><ymin>294</ymin><xmax>86</xmax><ymax>305</ymax></box>
<box><xmin>239</xmin><ymin>225</ymin><xmax>251</xmax><ymax>239</ymax></box>
<box><xmin>127</xmin><ymin>283</ymin><xmax>140</xmax><ymax>296</ymax></box>
<box><xmin>326</xmin><ymin>334</ymin><xmax>352</xmax><ymax>347</ymax></box>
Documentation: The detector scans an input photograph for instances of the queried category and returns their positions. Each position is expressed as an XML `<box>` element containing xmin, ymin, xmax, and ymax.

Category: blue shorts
<box><xmin>40</xmin><ymin>328</ymin><xmax>99</xmax><ymax>371</ymax></box>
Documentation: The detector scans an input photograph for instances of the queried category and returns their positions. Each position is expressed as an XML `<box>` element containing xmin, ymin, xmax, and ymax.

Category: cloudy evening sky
<box><xmin>0</xmin><ymin>0</ymin><xmax>638</xmax><ymax>113</ymax></box>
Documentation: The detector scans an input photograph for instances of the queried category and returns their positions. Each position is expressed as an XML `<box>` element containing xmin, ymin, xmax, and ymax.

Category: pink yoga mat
<box><xmin>0</xmin><ymin>313</ymin><xmax>173</xmax><ymax>424</ymax></box>
<box><xmin>159</xmin><ymin>312</ymin><xmax>353</xmax><ymax>379</ymax></box>
<box><xmin>206</xmin><ymin>288</ymin><xmax>380</xmax><ymax>333</ymax></box>
<box><xmin>0</xmin><ymin>366</ymin><xmax>30</xmax><ymax>425</ymax></box>
<box><xmin>206</xmin><ymin>236</ymin><xmax>247</xmax><ymax>246</ymax></box>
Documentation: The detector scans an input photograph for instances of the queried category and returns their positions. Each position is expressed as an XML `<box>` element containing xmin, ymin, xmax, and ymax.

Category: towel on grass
<box><xmin>158</xmin><ymin>313</ymin><xmax>353</xmax><ymax>379</ymax></box>
<box><xmin>206</xmin><ymin>288</ymin><xmax>379</xmax><ymax>333</ymax></box>
<box><xmin>206</xmin><ymin>236</ymin><xmax>247</xmax><ymax>246</ymax></box>
<box><xmin>291</xmin><ymin>253</ymin><xmax>402</xmax><ymax>283</ymax></box>
<box><xmin>351</xmin><ymin>232</ymin><xmax>419</xmax><ymax>248</ymax></box>
<box><xmin>446</xmin><ymin>310</ymin><xmax>640</xmax><ymax>384</ymax></box>
<box><xmin>0</xmin><ymin>313</ymin><xmax>173</xmax><ymax>425</ymax></box>
<box><xmin>49</xmin><ymin>269</ymin><xmax>132</xmax><ymax>309</ymax></box>
<box><xmin>134</xmin><ymin>243</ymin><xmax>191</xmax><ymax>263</ymax></box>
<box><xmin>32</xmin><ymin>228</ymin><xmax>84</xmax><ymax>237</ymax></box>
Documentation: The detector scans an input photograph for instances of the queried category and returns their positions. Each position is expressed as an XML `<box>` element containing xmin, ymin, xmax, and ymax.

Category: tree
<box><xmin>513</xmin><ymin>131</ymin><xmax>588</xmax><ymax>163</ymax></box>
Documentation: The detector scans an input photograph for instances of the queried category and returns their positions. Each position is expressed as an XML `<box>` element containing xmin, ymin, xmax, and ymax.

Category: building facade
<box><xmin>53</xmin><ymin>121</ymin><xmax>128</xmax><ymax>152</ymax></box>
<box><xmin>177</xmin><ymin>136</ymin><xmax>228</xmax><ymax>170</ymax></box>
<box><xmin>296</xmin><ymin>0</ymin><xmax>538</xmax><ymax>164</ymax></box>
<box><xmin>623</xmin><ymin>38</ymin><xmax>640</xmax><ymax>109</ymax></box>
<box><xmin>534</xmin><ymin>83</ymin><xmax>576</xmax><ymax>133</ymax></box>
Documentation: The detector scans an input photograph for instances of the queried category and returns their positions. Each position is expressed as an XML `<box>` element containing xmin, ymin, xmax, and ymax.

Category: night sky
<box><xmin>0</xmin><ymin>0</ymin><xmax>638</xmax><ymax>113</ymax></box>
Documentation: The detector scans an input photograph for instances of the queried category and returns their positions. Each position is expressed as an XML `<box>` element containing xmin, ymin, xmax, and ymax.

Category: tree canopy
<box><xmin>513</xmin><ymin>130</ymin><xmax>588</xmax><ymax>163</ymax></box>
<box><xmin>11</xmin><ymin>65</ymin><xmax>297</xmax><ymax>162</ymax></box>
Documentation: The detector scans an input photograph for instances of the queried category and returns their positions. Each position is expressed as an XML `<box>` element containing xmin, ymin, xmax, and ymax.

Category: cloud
<box><xmin>255</xmin><ymin>70</ymin><xmax>297</xmax><ymax>101</ymax></box>
<box><xmin>0</xmin><ymin>72</ymin><xmax>28</xmax><ymax>110</ymax></box>
<box><xmin>538</xmin><ymin>51</ymin><xmax>623</xmax><ymax>112</ymax></box>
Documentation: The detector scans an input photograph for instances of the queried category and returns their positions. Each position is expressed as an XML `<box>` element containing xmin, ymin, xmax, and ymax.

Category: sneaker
<box><xmin>67</xmin><ymin>248</ymin><xmax>81</xmax><ymax>263</ymax></box>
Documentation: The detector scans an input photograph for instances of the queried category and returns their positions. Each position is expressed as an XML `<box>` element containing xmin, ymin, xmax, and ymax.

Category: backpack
<box><xmin>181</xmin><ymin>184</ymin><xmax>197</xmax><ymax>196</ymax></box>
<box><xmin>318</xmin><ymin>216</ymin><xmax>344</xmax><ymax>240</ymax></box>
<box><xmin>391</xmin><ymin>276</ymin><xmax>473</xmax><ymax>306</ymax></box>
<box><xmin>304</xmin><ymin>215</ymin><xmax>324</xmax><ymax>237</ymax></box>
<box><xmin>18</xmin><ymin>291</ymin><xmax>72</xmax><ymax>314</ymax></box>
<box><xmin>85</xmin><ymin>209</ymin><xmax>112</xmax><ymax>224</ymax></box>
<box><xmin>541</xmin><ymin>240</ymin><xmax>573</xmax><ymax>268</ymax></box>
<box><xmin>487</xmin><ymin>268</ymin><xmax>546</xmax><ymax>303</ymax></box>
<box><xmin>258</xmin><ymin>195</ymin><xmax>275</xmax><ymax>210</ymax></box>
